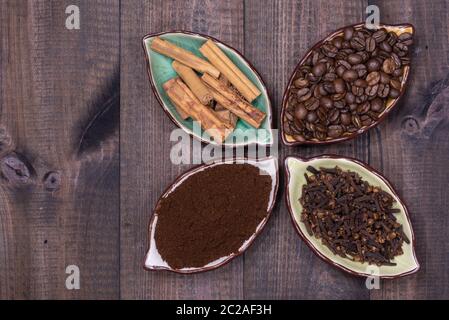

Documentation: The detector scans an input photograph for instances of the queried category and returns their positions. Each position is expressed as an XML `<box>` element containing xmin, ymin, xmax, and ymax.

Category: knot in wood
<box><xmin>0</xmin><ymin>153</ymin><xmax>32</xmax><ymax>185</ymax></box>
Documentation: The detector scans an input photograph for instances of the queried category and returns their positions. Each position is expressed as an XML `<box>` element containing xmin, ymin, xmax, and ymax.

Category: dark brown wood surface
<box><xmin>1</xmin><ymin>0</ymin><xmax>448</xmax><ymax>299</ymax></box>
<box><xmin>0</xmin><ymin>0</ymin><xmax>120</xmax><ymax>299</ymax></box>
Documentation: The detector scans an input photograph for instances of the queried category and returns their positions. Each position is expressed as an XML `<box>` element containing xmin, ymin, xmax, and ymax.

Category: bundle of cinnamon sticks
<box><xmin>150</xmin><ymin>37</ymin><xmax>266</xmax><ymax>143</ymax></box>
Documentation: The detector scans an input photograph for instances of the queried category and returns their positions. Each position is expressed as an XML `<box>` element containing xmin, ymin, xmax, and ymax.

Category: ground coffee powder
<box><xmin>154</xmin><ymin>163</ymin><xmax>272</xmax><ymax>269</ymax></box>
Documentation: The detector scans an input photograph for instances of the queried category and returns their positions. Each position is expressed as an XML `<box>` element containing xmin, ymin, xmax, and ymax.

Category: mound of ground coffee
<box><xmin>154</xmin><ymin>163</ymin><xmax>272</xmax><ymax>269</ymax></box>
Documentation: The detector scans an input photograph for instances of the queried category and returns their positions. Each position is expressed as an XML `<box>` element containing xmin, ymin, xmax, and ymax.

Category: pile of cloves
<box><xmin>300</xmin><ymin>166</ymin><xmax>409</xmax><ymax>266</ymax></box>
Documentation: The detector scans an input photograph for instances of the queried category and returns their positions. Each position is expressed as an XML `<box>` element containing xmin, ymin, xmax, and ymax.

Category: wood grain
<box><xmin>0</xmin><ymin>0</ymin><xmax>120</xmax><ymax>299</ymax></box>
<box><xmin>0</xmin><ymin>0</ymin><xmax>448</xmax><ymax>300</ymax></box>
<box><xmin>367</xmin><ymin>0</ymin><xmax>449</xmax><ymax>300</ymax></box>
<box><xmin>119</xmin><ymin>0</ymin><xmax>245</xmax><ymax>300</ymax></box>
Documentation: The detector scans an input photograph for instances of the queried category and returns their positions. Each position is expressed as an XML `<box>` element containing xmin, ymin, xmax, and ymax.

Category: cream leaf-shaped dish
<box><xmin>144</xmin><ymin>157</ymin><xmax>279</xmax><ymax>274</ymax></box>
<box><xmin>285</xmin><ymin>155</ymin><xmax>419</xmax><ymax>278</ymax></box>
<box><xmin>142</xmin><ymin>31</ymin><xmax>273</xmax><ymax>147</ymax></box>
<box><xmin>281</xmin><ymin>22</ymin><xmax>415</xmax><ymax>146</ymax></box>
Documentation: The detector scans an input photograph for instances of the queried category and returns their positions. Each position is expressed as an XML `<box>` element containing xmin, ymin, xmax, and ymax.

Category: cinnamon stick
<box><xmin>202</xmin><ymin>73</ymin><xmax>266</xmax><ymax>128</ymax></box>
<box><xmin>199</xmin><ymin>39</ymin><xmax>261</xmax><ymax>102</ymax></box>
<box><xmin>151</xmin><ymin>37</ymin><xmax>220</xmax><ymax>78</ymax></box>
<box><xmin>163</xmin><ymin>78</ymin><xmax>232</xmax><ymax>143</ymax></box>
<box><xmin>172</xmin><ymin>61</ymin><xmax>213</xmax><ymax>105</ymax></box>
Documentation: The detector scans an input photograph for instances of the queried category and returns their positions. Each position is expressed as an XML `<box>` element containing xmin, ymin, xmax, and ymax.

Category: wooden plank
<box><xmin>368</xmin><ymin>0</ymin><xmax>449</xmax><ymax>300</ymax></box>
<box><xmin>120</xmin><ymin>0</ymin><xmax>245</xmax><ymax>299</ymax></box>
<box><xmin>243</xmin><ymin>0</ymin><xmax>370</xmax><ymax>299</ymax></box>
<box><xmin>0</xmin><ymin>0</ymin><xmax>120</xmax><ymax>299</ymax></box>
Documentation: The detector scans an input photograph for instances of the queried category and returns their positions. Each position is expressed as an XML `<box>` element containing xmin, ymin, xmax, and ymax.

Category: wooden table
<box><xmin>0</xmin><ymin>0</ymin><xmax>448</xmax><ymax>299</ymax></box>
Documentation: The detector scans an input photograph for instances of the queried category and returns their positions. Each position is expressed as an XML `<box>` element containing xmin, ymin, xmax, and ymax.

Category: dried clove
<box><xmin>300</xmin><ymin>166</ymin><xmax>406</xmax><ymax>266</ymax></box>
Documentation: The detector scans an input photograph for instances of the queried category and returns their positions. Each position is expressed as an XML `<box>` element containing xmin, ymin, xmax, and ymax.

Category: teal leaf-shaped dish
<box><xmin>142</xmin><ymin>31</ymin><xmax>273</xmax><ymax>146</ymax></box>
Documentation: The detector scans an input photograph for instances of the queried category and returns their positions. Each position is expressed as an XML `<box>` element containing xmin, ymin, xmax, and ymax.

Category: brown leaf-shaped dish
<box><xmin>281</xmin><ymin>22</ymin><xmax>415</xmax><ymax>146</ymax></box>
<box><xmin>144</xmin><ymin>157</ymin><xmax>279</xmax><ymax>274</ymax></box>
<box><xmin>285</xmin><ymin>155</ymin><xmax>419</xmax><ymax>278</ymax></box>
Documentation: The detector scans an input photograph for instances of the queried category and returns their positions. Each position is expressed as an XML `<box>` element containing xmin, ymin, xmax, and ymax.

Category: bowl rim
<box><xmin>284</xmin><ymin>154</ymin><xmax>420</xmax><ymax>279</ymax></box>
<box><xmin>142</xmin><ymin>30</ymin><xmax>274</xmax><ymax>147</ymax></box>
<box><xmin>280</xmin><ymin>22</ymin><xmax>416</xmax><ymax>146</ymax></box>
<box><xmin>143</xmin><ymin>156</ymin><xmax>279</xmax><ymax>274</ymax></box>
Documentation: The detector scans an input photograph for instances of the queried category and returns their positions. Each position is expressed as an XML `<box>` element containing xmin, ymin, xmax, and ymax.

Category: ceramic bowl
<box><xmin>285</xmin><ymin>155</ymin><xmax>419</xmax><ymax>278</ymax></box>
<box><xmin>142</xmin><ymin>31</ymin><xmax>273</xmax><ymax>147</ymax></box>
<box><xmin>144</xmin><ymin>157</ymin><xmax>279</xmax><ymax>274</ymax></box>
<box><xmin>281</xmin><ymin>22</ymin><xmax>415</xmax><ymax>146</ymax></box>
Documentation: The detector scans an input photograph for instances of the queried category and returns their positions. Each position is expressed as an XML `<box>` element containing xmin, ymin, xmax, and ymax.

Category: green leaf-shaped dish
<box><xmin>142</xmin><ymin>31</ymin><xmax>273</xmax><ymax>146</ymax></box>
<box><xmin>285</xmin><ymin>155</ymin><xmax>419</xmax><ymax>279</ymax></box>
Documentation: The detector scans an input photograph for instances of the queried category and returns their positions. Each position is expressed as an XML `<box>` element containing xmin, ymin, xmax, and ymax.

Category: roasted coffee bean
<box><xmin>333</xmin><ymin>78</ymin><xmax>346</xmax><ymax>93</ymax></box>
<box><xmin>284</xmin><ymin>122</ymin><xmax>293</xmax><ymax>135</ymax></box>
<box><xmin>352</xmin><ymin>64</ymin><xmax>368</xmax><ymax>78</ymax></box>
<box><xmin>365</xmin><ymin>85</ymin><xmax>379</xmax><ymax>97</ymax></box>
<box><xmin>355</xmin><ymin>94</ymin><xmax>368</xmax><ymax>104</ymax></box>
<box><xmin>320</xmin><ymin>96</ymin><xmax>333</xmax><ymax>109</ymax></box>
<box><xmin>329</xmin><ymin>109</ymin><xmax>340</xmax><ymax>123</ymax></box>
<box><xmin>332</xmin><ymin>36</ymin><xmax>343</xmax><ymax>49</ymax></box>
<box><xmin>306</xmin><ymin>111</ymin><xmax>318</xmax><ymax>123</ymax></box>
<box><xmin>333</xmin><ymin>101</ymin><xmax>346</xmax><ymax>110</ymax></box>
<box><xmin>352</xmin><ymin>85</ymin><xmax>364</xmax><ymax>97</ymax></box>
<box><xmin>366</xmin><ymin>71</ymin><xmax>381</xmax><ymax>85</ymax></box>
<box><xmin>294</xmin><ymin>77</ymin><xmax>309</xmax><ymax>88</ymax></box>
<box><xmin>328</xmin><ymin>125</ymin><xmax>343</xmax><ymax>137</ymax></box>
<box><xmin>389</xmin><ymin>87</ymin><xmax>400</xmax><ymax>99</ymax></box>
<box><xmin>284</xmin><ymin>25</ymin><xmax>412</xmax><ymax>142</ymax></box>
<box><xmin>390</xmin><ymin>79</ymin><xmax>402</xmax><ymax>90</ymax></box>
<box><xmin>362</xmin><ymin>117</ymin><xmax>373</xmax><ymax>126</ymax></box>
<box><xmin>340</xmin><ymin>113</ymin><xmax>352</xmax><ymax>125</ymax></box>
<box><xmin>354</xmin><ymin>79</ymin><xmax>368</xmax><ymax>88</ymax></box>
<box><xmin>332</xmin><ymin>93</ymin><xmax>346</xmax><ymax>101</ymax></box>
<box><xmin>312</xmin><ymin>62</ymin><xmax>327</xmax><ymax>77</ymax></box>
<box><xmin>373</xmin><ymin>29</ymin><xmax>387</xmax><ymax>43</ymax></box>
<box><xmin>352</xmin><ymin>114</ymin><xmax>362</xmax><ymax>128</ymax></box>
<box><xmin>323</xmin><ymin>81</ymin><xmax>336</xmax><ymax>94</ymax></box>
<box><xmin>365</xmin><ymin>37</ymin><xmax>376</xmax><ymax>52</ymax></box>
<box><xmin>348</xmin><ymin>53</ymin><xmax>363</xmax><ymax>65</ymax></box>
<box><xmin>294</xmin><ymin>104</ymin><xmax>308</xmax><ymax>120</ymax></box>
<box><xmin>297</xmin><ymin>88</ymin><xmax>312</xmax><ymax>101</ymax></box>
<box><xmin>366</xmin><ymin>58</ymin><xmax>381</xmax><ymax>72</ymax></box>
<box><xmin>377</xmin><ymin>84</ymin><xmax>390</xmax><ymax>98</ymax></box>
<box><xmin>400</xmin><ymin>56</ymin><xmax>410</xmax><ymax>66</ymax></box>
<box><xmin>358</xmin><ymin>51</ymin><xmax>370</xmax><ymax>62</ymax></box>
<box><xmin>382</xmin><ymin>58</ymin><xmax>397</xmax><ymax>74</ymax></box>
<box><xmin>344</xmin><ymin>27</ymin><xmax>354</xmax><ymax>40</ymax></box>
<box><xmin>350</xmin><ymin>37</ymin><xmax>365</xmax><ymax>51</ymax></box>
<box><xmin>379</xmin><ymin>71</ymin><xmax>391</xmax><ymax>84</ymax></box>
<box><xmin>305</xmin><ymin>97</ymin><xmax>320</xmax><ymax>111</ymax></box>
<box><xmin>322</xmin><ymin>44</ymin><xmax>338</xmax><ymax>57</ymax></box>
<box><xmin>323</xmin><ymin>72</ymin><xmax>337</xmax><ymax>82</ymax></box>
<box><xmin>336</xmin><ymin>65</ymin><xmax>347</xmax><ymax>77</ymax></box>
<box><xmin>387</xmin><ymin>32</ymin><xmax>398</xmax><ymax>46</ymax></box>
<box><xmin>379</xmin><ymin>41</ymin><xmax>392</xmax><ymax>53</ymax></box>
<box><xmin>345</xmin><ymin>92</ymin><xmax>355</xmax><ymax>104</ymax></box>
<box><xmin>370</xmin><ymin>97</ymin><xmax>384</xmax><ymax>112</ymax></box>
<box><xmin>357</xmin><ymin>101</ymin><xmax>371</xmax><ymax>114</ymax></box>
<box><xmin>342</xmin><ymin>69</ymin><xmax>358</xmax><ymax>82</ymax></box>
<box><xmin>285</xmin><ymin>111</ymin><xmax>294</xmax><ymax>122</ymax></box>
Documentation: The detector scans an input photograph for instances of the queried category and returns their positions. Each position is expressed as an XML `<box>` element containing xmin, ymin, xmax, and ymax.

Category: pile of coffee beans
<box><xmin>283</xmin><ymin>26</ymin><xmax>413</xmax><ymax>142</ymax></box>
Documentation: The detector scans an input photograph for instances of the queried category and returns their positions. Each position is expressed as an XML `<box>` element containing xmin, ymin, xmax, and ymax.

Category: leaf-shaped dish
<box><xmin>281</xmin><ymin>22</ymin><xmax>415</xmax><ymax>146</ymax></box>
<box><xmin>142</xmin><ymin>31</ymin><xmax>273</xmax><ymax>147</ymax></box>
<box><xmin>144</xmin><ymin>157</ymin><xmax>278</xmax><ymax>274</ymax></box>
<box><xmin>285</xmin><ymin>155</ymin><xmax>419</xmax><ymax>278</ymax></box>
